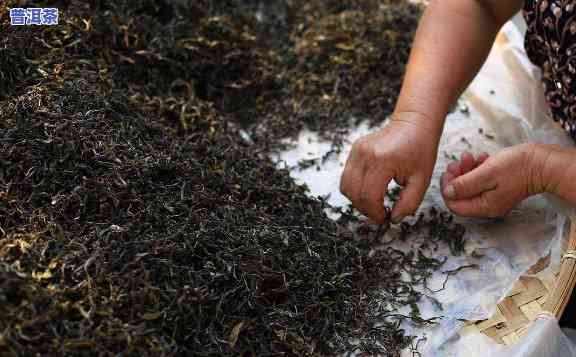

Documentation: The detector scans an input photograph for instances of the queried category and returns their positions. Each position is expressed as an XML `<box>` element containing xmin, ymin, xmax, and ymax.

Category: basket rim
<box><xmin>460</xmin><ymin>215</ymin><xmax>576</xmax><ymax>345</ymax></box>
<box><xmin>541</xmin><ymin>215</ymin><xmax>576</xmax><ymax>318</ymax></box>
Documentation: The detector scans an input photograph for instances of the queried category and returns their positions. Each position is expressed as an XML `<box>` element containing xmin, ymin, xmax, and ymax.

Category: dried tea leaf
<box><xmin>228</xmin><ymin>321</ymin><xmax>245</xmax><ymax>348</ymax></box>
<box><xmin>141</xmin><ymin>312</ymin><xmax>162</xmax><ymax>321</ymax></box>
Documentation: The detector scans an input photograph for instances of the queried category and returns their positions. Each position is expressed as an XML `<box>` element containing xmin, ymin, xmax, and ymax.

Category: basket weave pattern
<box><xmin>460</xmin><ymin>218</ymin><xmax>576</xmax><ymax>345</ymax></box>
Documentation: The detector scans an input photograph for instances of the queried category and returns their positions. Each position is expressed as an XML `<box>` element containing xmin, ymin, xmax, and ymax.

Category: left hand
<box><xmin>441</xmin><ymin>143</ymin><xmax>543</xmax><ymax>218</ymax></box>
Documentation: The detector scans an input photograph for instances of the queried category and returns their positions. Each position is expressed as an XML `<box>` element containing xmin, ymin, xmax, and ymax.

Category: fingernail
<box><xmin>445</xmin><ymin>184</ymin><xmax>455</xmax><ymax>199</ymax></box>
<box><xmin>391</xmin><ymin>214</ymin><xmax>404</xmax><ymax>224</ymax></box>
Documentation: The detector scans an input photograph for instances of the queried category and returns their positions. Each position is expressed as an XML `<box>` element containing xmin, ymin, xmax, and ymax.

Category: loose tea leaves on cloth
<box><xmin>0</xmin><ymin>0</ymin><xmax>475</xmax><ymax>356</ymax></box>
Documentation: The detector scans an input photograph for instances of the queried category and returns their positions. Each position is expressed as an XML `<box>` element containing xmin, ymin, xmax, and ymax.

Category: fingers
<box><xmin>446</xmin><ymin>152</ymin><xmax>487</xmax><ymax>179</ymax></box>
<box><xmin>442</xmin><ymin>167</ymin><xmax>494</xmax><ymax>218</ymax></box>
<box><xmin>477</xmin><ymin>152</ymin><xmax>490</xmax><ymax>165</ymax></box>
<box><xmin>447</xmin><ymin>162</ymin><xmax>461</xmax><ymax>176</ymax></box>
<box><xmin>444</xmin><ymin>192</ymin><xmax>492</xmax><ymax>218</ymax></box>
<box><xmin>340</xmin><ymin>148</ymin><xmax>392</xmax><ymax>224</ymax></box>
<box><xmin>443</xmin><ymin>162</ymin><xmax>496</xmax><ymax>200</ymax></box>
<box><xmin>357</xmin><ymin>169</ymin><xmax>393</xmax><ymax>223</ymax></box>
<box><xmin>340</xmin><ymin>151</ymin><xmax>366</xmax><ymax>209</ymax></box>
<box><xmin>442</xmin><ymin>152</ymin><xmax>499</xmax><ymax>217</ymax></box>
<box><xmin>441</xmin><ymin>171</ymin><xmax>456</xmax><ymax>190</ymax></box>
<box><xmin>391</xmin><ymin>175</ymin><xmax>427</xmax><ymax>223</ymax></box>
<box><xmin>460</xmin><ymin>152</ymin><xmax>476</xmax><ymax>174</ymax></box>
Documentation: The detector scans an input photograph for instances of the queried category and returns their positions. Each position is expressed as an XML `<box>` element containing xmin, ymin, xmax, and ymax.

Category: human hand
<box><xmin>340</xmin><ymin>112</ymin><xmax>441</xmax><ymax>224</ymax></box>
<box><xmin>441</xmin><ymin>143</ymin><xmax>543</xmax><ymax>218</ymax></box>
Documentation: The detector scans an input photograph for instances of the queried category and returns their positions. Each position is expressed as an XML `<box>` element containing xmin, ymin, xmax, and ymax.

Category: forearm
<box><xmin>394</xmin><ymin>0</ymin><xmax>521</xmax><ymax>137</ymax></box>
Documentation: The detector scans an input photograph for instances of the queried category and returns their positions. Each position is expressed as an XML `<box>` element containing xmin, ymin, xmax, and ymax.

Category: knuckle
<box><xmin>451</xmin><ymin>179</ymin><xmax>463</xmax><ymax>195</ymax></box>
<box><xmin>479</xmin><ymin>195</ymin><xmax>496</xmax><ymax>217</ymax></box>
<box><xmin>358</xmin><ymin>189</ymin><xmax>371</xmax><ymax>203</ymax></box>
<box><xmin>355</xmin><ymin>140</ymin><xmax>374</xmax><ymax>158</ymax></box>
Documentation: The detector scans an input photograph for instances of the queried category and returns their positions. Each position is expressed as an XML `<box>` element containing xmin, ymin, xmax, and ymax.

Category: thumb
<box><xmin>391</xmin><ymin>176</ymin><xmax>427</xmax><ymax>223</ymax></box>
<box><xmin>444</xmin><ymin>165</ymin><xmax>495</xmax><ymax>200</ymax></box>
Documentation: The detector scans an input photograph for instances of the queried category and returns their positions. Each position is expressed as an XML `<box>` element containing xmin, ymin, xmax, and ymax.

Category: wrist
<box><xmin>530</xmin><ymin>143</ymin><xmax>576</xmax><ymax>198</ymax></box>
<box><xmin>390</xmin><ymin>109</ymin><xmax>445</xmax><ymax>140</ymax></box>
<box><xmin>526</xmin><ymin>143</ymin><xmax>551</xmax><ymax>195</ymax></box>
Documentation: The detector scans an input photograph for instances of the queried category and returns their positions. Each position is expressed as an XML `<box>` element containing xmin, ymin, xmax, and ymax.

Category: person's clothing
<box><xmin>523</xmin><ymin>0</ymin><xmax>576</xmax><ymax>328</ymax></box>
<box><xmin>523</xmin><ymin>0</ymin><xmax>576</xmax><ymax>140</ymax></box>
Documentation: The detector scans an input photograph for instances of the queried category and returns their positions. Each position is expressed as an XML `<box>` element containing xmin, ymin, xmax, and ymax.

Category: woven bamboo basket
<box><xmin>459</xmin><ymin>216</ymin><xmax>576</xmax><ymax>345</ymax></box>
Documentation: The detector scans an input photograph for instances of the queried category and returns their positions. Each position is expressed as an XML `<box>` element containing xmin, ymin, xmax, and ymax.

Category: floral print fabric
<box><xmin>523</xmin><ymin>0</ymin><xmax>576</xmax><ymax>139</ymax></box>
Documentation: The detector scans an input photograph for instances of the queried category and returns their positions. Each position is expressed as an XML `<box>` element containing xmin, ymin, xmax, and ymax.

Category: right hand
<box><xmin>339</xmin><ymin>111</ymin><xmax>441</xmax><ymax>224</ymax></box>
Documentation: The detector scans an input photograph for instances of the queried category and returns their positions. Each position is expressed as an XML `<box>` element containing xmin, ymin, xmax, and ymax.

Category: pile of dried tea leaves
<box><xmin>0</xmin><ymin>1</ymin><xmax>471</xmax><ymax>356</ymax></box>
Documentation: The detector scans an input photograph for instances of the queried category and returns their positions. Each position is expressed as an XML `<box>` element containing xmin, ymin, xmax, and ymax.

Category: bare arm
<box><xmin>341</xmin><ymin>0</ymin><xmax>524</xmax><ymax>223</ymax></box>
<box><xmin>395</xmin><ymin>0</ymin><xmax>524</xmax><ymax>136</ymax></box>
